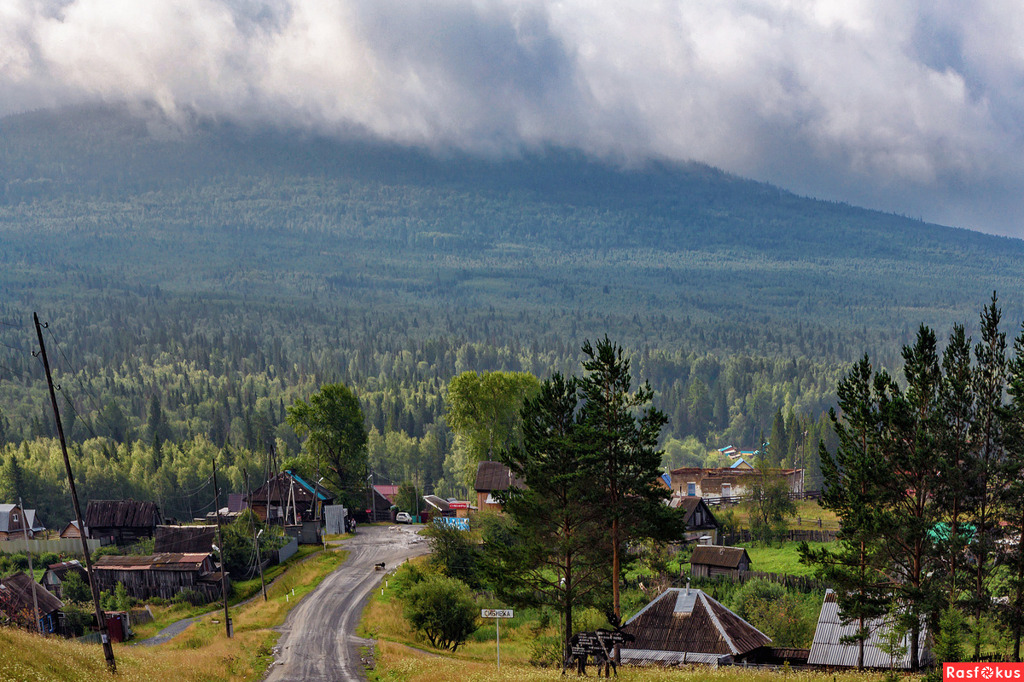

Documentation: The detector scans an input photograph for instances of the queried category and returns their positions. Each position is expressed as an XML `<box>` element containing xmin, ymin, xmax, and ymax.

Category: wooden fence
<box><xmin>705</xmin><ymin>490</ymin><xmax>823</xmax><ymax>507</ymax></box>
<box><xmin>723</xmin><ymin>528</ymin><xmax>839</xmax><ymax>544</ymax></box>
<box><xmin>276</xmin><ymin>536</ymin><xmax>298</xmax><ymax>565</ymax></box>
<box><xmin>682</xmin><ymin>569</ymin><xmax>827</xmax><ymax>592</ymax></box>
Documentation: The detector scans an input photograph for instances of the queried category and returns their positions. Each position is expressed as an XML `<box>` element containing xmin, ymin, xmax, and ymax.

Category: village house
<box><xmin>41</xmin><ymin>560</ymin><xmax>88</xmax><ymax>600</ymax></box>
<box><xmin>669</xmin><ymin>495</ymin><xmax>721</xmax><ymax>544</ymax></box>
<box><xmin>669</xmin><ymin>466</ymin><xmax>804</xmax><ymax>502</ymax></box>
<box><xmin>0</xmin><ymin>503</ymin><xmax>46</xmax><ymax>540</ymax></box>
<box><xmin>85</xmin><ymin>499</ymin><xmax>159</xmax><ymax>546</ymax></box>
<box><xmin>474</xmin><ymin>460</ymin><xmax>524</xmax><ymax>512</ymax></box>
<box><xmin>249</xmin><ymin>471</ymin><xmax>335</xmax><ymax>523</ymax></box>
<box><xmin>92</xmin><ymin>552</ymin><xmax>225</xmax><ymax>603</ymax></box>
<box><xmin>0</xmin><ymin>571</ymin><xmax>63</xmax><ymax>634</ymax></box>
<box><xmin>807</xmin><ymin>589</ymin><xmax>933</xmax><ymax>670</ymax></box>
<box><xmin>620</xmin><ymin>586</ymin><xmax>772</xmax><ymax>666</ymax></box>
<box><xmin>689</xmin><ymin>545</ymin><xmax>752</xmax><ymax>578</ymax></box>
<box><xmin>58</xmin><ymin>520</ymin><xmax>84</xmax><ymax>539</ymax></box>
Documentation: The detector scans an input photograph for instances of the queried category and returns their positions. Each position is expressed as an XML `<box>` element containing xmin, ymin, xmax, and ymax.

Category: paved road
<box><xmin>264</xmin><ymin>524</ymin><xmax>429</xmax><ymax>682</ymax></box>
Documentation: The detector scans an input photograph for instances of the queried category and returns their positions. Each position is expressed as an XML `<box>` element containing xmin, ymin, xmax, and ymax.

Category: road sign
<box><xmin>449</xmin><ymin>501</ymin><xmax>470</xmax><ymax>509</ymax></box>
<box><xmin>481</xmin><ymin>609</ymin><xmax>513</xmax><ymax>619</ymax></box>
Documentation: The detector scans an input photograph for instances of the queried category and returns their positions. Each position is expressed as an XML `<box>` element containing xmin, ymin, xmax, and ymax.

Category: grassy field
<box><xmin>727</xmin><ymin>500</ymin><xmax>840</xmax><ymax>531</ymax></box>
<box><xmin>0</xmin><ymin>547</ymin><xmax>347</xmax><ymax>681</ymax></box>
<box><xmin>736</xmin><ymin>541</ymin><xmax>830</xmax><ymax>577</ymax></box>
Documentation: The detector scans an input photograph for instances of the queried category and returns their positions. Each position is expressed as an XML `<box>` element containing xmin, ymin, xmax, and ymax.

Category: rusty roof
<box><xmin>622</xmin><ymin>588</ymin><xmax>771</xmax><ymax>658</ymax></box>
<box><xmin>84</xmin><ymin>500</ymin><xmax>159</xmax><ymax>529</ymax></box>
<box><xmin>473</xmin><ymin>461</ymin><xmax>524</xmax><ymax>492</ymax></box>
<box><xmin>94</xmin><ymin>553</ymin><xmax>211</xmax><ymax>571</ymax></box>
<box><xmin>807</xmin><ymin>590</ymin><xmax>932</xmax><ymax>669</ymax></box>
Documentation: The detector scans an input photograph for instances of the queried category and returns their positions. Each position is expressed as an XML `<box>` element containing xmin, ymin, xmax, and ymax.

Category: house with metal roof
<box><xmin>0</xmin><ymin>503</ymin><xmax>46</xmax><ymax>540</ymax></box>
<box><xmin>689</xmin><ymin>545</ymin><xmax>751</xmax><ymax>578</ymax></box>
<box><xmin>807</xmin><ymin>589</ymin><xmax>933</xmax><ymax>670</ymax></box>
<box><xmin>249</xmin><ymin>471</ymin><xmax>335</xmax><ymax>523</ymax></box>
<box><xmin>93</xmin><ymin>552</ymin><xmax>225</xmax><ymax>603</ymax></box>
<box><xmin>620</xmin><ymin>586</ymin><xmax>772</xmax><ymax>666</ymax></box>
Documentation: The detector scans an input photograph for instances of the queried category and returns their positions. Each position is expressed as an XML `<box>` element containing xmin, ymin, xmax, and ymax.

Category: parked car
<box><xmin>395</xmin><ymin>512</ymin><xmax>412</xmax><ymax>524</ymax></box>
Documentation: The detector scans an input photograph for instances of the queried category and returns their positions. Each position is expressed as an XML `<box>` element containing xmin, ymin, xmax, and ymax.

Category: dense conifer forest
<box><xmin>0</xmin><ymin>105</ymin><xmax>1021</xmax><ymax>526</ymax></box>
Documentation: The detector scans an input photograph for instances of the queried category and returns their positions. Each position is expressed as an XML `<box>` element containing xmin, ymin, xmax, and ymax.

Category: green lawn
<box><xmin>737</xmin><ymin>541</ymin><xmax>829</xmax><ymax>577</ymax></box>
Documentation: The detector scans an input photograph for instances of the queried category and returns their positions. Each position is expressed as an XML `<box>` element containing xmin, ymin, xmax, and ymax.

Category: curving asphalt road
<box><xmin>263</xmin><ymin>524</ymin><xmax>429</xmax><ymax>682</ymax></box>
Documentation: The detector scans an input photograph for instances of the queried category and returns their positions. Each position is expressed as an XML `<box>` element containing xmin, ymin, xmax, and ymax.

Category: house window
<box><xmin>11</xmin><ymin>513</ymin><xmax>18</xmax><ymax>526</ymax></box>
<box><xmin>687</xmin><ymin>482</ymin><xmax>696</xmax><ymax>496</ymax></box>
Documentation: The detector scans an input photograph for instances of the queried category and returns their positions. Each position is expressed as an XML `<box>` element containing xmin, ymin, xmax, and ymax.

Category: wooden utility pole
<box><xmin>19</xmin><ymin>496</ymin><xmax>41</xmax><ymax>634</ymax></box>
<box><xmin>34</xmin><ymin>313</ymin><xmax>116</xmax><ymax>672</ymax></box>
<box><xmin>212</xmin><ymin>460</ymin><xmax>231</xmax><ymax>637</ymax></box>
<box><xmin>244</xmin><ymin>470</ymin><xmax>267</xmax><ymax>601</ymax></box>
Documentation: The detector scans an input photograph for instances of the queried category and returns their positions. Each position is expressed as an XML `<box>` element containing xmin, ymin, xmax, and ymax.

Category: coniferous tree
<box><xmin>999</xmin><ymin>321</ymin><xmax>1024</xmax><ymax>661</ymax></box>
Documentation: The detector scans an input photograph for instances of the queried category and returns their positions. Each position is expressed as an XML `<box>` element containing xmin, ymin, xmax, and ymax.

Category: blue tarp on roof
<box><xmin>661</xmin><ymin>473</ymin><xmax>672</xmax><ymax>487</ymax></box>
<box><xmin>285</xmin><ymin>471</ymin><xmax>330</xmax><ymax>501</ymax></box>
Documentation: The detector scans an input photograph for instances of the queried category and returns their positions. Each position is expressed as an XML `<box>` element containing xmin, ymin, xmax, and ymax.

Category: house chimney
<box><xmin>685</xmin><ymin>580</ymin><xmax>690</xmax><ymax>596</ymax></box>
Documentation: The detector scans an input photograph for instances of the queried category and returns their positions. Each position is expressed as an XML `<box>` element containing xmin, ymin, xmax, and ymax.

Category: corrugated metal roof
<box><xmin>422</xmin><ymin>495</ymin><xmax>451</xmax><ymax>512</ymax></box>
<box><xmin>806</xmin><ymin>589</ymin><xmax>932</xmax><ymax>669</ymax></box>
<box><xmin>95</xmin><ymin>553</ymin><xmax>211</xmax><ymax>571</ymax></box>
<box><xmin>619</xmin><ymin>648</ymin><xmax>728</xmax><ymax>666</ymax></box>
<box><xmin>622</xmin><ymin>588</ymin><xmax>771</xmax><ymax>659</ymax></box>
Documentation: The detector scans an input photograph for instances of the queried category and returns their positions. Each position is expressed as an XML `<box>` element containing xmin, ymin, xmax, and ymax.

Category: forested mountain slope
<box><xmin>0</xmin><ymin>104</ymin><xmax>1020</xmax><ymax>520</ymax></box>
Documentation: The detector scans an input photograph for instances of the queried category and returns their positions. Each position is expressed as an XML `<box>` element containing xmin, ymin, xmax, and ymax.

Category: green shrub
<box><xmin>729</xmin><ymin>578</ymin><xmax>785</xmax><ymax>620</ymax></box>
<box><xmin>61</xmin><ymin>570</ymin><xmax>91</xmax><ymax>603</ymax></box>
<box><xmin>402</xmin><ymin>575</ymin><xmax>479</xmax><ymax>651</ymax></box>
<box><xmin>62</xmin><ymin>603</ymin><xmax>92</xmax><ymax>637</ymax></box>
<box><xmin>38</xmin><ymin>552</ymin><xmax>60</xmax><ymax>568</ymax></box>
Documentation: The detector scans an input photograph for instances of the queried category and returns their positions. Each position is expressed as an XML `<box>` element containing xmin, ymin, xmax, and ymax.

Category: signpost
<box><xmin>481</xmin><ymin>609</ymin><xmax>514</xmax><ymax>668</ymax></box>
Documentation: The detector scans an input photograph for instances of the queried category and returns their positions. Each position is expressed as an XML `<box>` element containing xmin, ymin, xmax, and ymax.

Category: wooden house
<box><xmin>670</xmin><ymin>496</ymin><xmax>721</xmax><ymax>544</ymax></box>
<box><xmin>249</xmin><ymin>471</ymin><xmax>335</xmax><ymax>523</ymax></box>
<box><xmin>93</xmin><ymin>553</ymin><xmax>225</xmax><ymax>603</ymax></box>
<box><xmin>669</xmin><ymin>467</ymin><xmax>804</xmax><ymax>503</ymax></box>
<box><xmin>85</xmin><ymin>499</ymin><xmax>159</xmax><ymax>546</ymax></box>
<box><xmin>620</xmin><ymin>587</ymin><xmax>772</xmax><ymax>666</ymax></box>
<box><xmin>0</xmin><ymin>503</ymin><xmax>46</xmax><ymax>540</ymax></box>
<box><xmin>807</xmin><ymin>589</ymin><xmax>933</xmax><ymax>669</ymax></box>
<box><xmin>474</xmin><ymin>461</ymin><xmax>524</xmax><ymax>512</ymax></box>
<box><xmin>0</xmin><ymin>571</ymin><xmax>64</xmax><ymax>634</ymax></box>
<box><xmin>59</xmin><ymin>520</ymin><xmax>84</xmax><ymax>539</ymax></box>
<box><xmin>689</xmin><ymin>545</ymin><xmax>751</xmax><ymax>578</ymax></box>
<box><xmin>41</xmin><ymin>560</ymin><xmax>88</xmax><ymax>600</ymax></box>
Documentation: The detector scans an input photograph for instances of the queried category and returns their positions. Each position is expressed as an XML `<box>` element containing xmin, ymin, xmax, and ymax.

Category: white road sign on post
<box><xmin>481</xmin><ymin>609</ymin><xmax>514</xmax><ymax>668</ymax></box>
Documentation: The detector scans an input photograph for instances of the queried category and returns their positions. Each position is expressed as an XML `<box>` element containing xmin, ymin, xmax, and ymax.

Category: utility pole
<box><xmin>244</xmin><ymin>469</ymin><xmax>267</xmax><ymax>601</ymax></box>
<box><xmin>34</xmin><ymin>313</ymin><xmax>116</xmax><ymax>672</ymax></box>
<box><xmin>368</xmin><ymin>470</ymin><xmax>375</xmax><ymax>522</ymax></box>
<box><xmin>212</xmin><ymin>459</ymin><xmax>231</xmax><ymax>637</ymax></box>
<box><xmin>19</xmin><ymin>496</ymin><xmax>41</xmax><ymax>634</ymax></box>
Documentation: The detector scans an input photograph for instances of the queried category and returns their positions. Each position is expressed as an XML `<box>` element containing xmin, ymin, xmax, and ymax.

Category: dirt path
<box><xmin>263</xmin><ymin>524</ymin><xmax>429</xmax><ymax>682</ymax></box>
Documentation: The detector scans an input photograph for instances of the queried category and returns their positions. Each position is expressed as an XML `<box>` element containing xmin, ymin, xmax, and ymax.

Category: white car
<box><xmin>395</xmin><ymin>512</ymin><xmax>412</xmax><ymax>523</ymax></box>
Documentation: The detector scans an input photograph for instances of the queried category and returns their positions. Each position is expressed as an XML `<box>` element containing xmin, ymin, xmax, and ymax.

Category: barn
<box><xmin>689</xmin><ymin>545</ymin><xmax>751</xmax><ymax>578</ymax></box>
<box><xmin>92</xmin><ymin>553</ymin><xmax>225</xmax><ymax>603</ymax></box>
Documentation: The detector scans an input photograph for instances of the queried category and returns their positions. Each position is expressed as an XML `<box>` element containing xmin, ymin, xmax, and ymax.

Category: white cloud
<box><xmin>2</xmin><ymin>0</ymin><xmax>1024</xmax><ymax>235</ymax></box>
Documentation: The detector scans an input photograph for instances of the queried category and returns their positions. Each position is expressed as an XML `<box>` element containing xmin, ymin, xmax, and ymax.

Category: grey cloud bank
<box><xmin>2</xmin><ymin>0</ymin><xmax>1023</xmax><ymax>237</ymax></box>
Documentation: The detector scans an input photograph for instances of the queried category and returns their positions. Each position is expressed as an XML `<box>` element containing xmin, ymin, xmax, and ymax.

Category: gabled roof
<box><xmin>474</xmin><ymin>461</ymin><xmax>524</xmax><ymax>493</ymax></box>
<box><xmin>0</xmin><ymin>504</ymin><xmax>44</xmax><ymax>533</ymax></box>
<box><xmin>250</xmin><ymin>471</ymin><xmax>334</xmax><ymax>505</ymax></box>
<box><xmin>622</xmin><ymin>588</ymin><xmax>771</xmax><ymax>659</ymax></box>
<box><xmin>85</xmin><ymin>500</ymin><xmax>159</xmax><ymax>528</ymax></box>
<box><xmin>669</xmin><ymin>496</ymin><xmax>720</xmax><ymax>529</ymax></box>
<box><xmin>374</xmin><ymin>485</ymin><xmax>400</xmax><ymax>503</ymax></box>
<box><xmin>226</xmin><ymin>493</ymin><xmax>248</xmax><ymax>513</ymax></box>
<box><xmin>94</xmin><ymin>553</ymin><xmax>212</xmax><ymax>572</ymax></box>
<box><xmin>0</xmin><ymin>572</ymin><xmax>63</xmax><ymax>616</ymax></box>
<box><xmin>690</xmin><ymin>545</ymin><xmax>750</xmax><ymax>569</ymax></box>
<box><xmin>154</xmin><ymin>525</ymin><xmax>217</xmax><ymax>553</ymax></box>
<box><xmin>807</xmin><ymin>590</ymin><xmax>933</xmax><ymax>669</ymax></box>
<box><xmin>44</xmin><ymin>560</ymin><xmax>86</xmax><ymax>582</ymax></box>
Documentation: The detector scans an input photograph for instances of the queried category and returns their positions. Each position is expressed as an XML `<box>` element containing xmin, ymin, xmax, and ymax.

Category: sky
<box><xmin>2</xmin><ymin>0</ymin><xmax>1024</xmax><ymax>237</ymax></box>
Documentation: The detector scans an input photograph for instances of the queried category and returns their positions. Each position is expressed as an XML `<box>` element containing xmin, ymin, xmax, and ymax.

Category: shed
<box><xmin>689</xmin><ymin>545</ymin><xmax>751</xmax><ymax>578</ymax></box>
<box><xmin>41</xmin><ymin>560</ymin><xmax>88</xmax><ymax>599</ymax></box>
<box><xmin>620</xmin><ymin>587</ymin><xmax>772</xmax><ymax>666</ymax></box>
<box><xmin>0</xmin><ymin>571</ymin><xmax>64</xmax><ymax>633</ymax></box>
<box><xmin>85</xmin><ymin>499</ymin><xmax>160</xmax><ymax>546</ymax></box>
<box><xmin>807</xmin><ymin>589</ymin><xmax>933</xmax><ymax>670</ymax></box>
<box><xmin>59</xmin><ymin>520</ymin><xmax>85</xmax><ymax>539</ymax></box>
<box><xmin>93</xmin><ymin>552</ymin><xmax>224</xmax><ymax>603</ymax></box>
<box><xmin>154</xmin><ymin>525</ymin><xmax>217</xmax><ymax>554</ymax></box>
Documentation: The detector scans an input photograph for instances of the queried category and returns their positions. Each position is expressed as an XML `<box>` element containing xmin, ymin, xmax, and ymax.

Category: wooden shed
<box><xmin>620</xmin><ymin>587</ymin><xmax>772</xmax><ymax>666</ymax></box>
<box><xmin>92</xmin><ymin>552</ymin><xmax>225</xmax><ymax>603</ymax></box>
<box><xmin>41</xmin><ymin>560</ymin><xmax>88</xmax><ymax>599</ymax></box>
<box><xmin>689</xmin><ymin>545</ymin><xmax>751</xmax><ymax>578</ymax></box>
<box><xmin>85</xmin><ymin>500</ymin><xmax>159</xmax><ymax>546</ymax></box>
